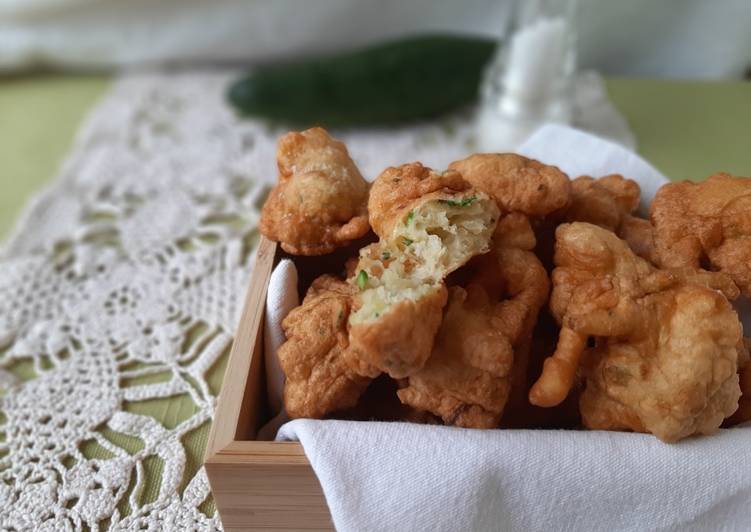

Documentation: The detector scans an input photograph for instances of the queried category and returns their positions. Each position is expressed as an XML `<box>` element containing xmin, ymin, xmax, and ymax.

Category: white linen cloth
<box><xmin>267</xmin><ymin>124</ymin><xmax>751</xmax><ymax>532</ymax></box>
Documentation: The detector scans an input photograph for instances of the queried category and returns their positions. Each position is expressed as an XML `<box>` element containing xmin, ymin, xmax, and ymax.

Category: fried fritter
<box><xmin>278</xmin><ymin>275</ymin><xmax>371</xmax><ymax>418</ymax></box>
<box><xmin>618</xmin><ymin>215</ymin><xmax>656</xmax><ymax>263</ymax></box>
<box><xmin>367</xmin><ymin>162</ymin><xmax>471</xmax><ymax>239</ymax></box>
<box><xmin>493</xmin><ymin>212</ymin><xmax>537</xmax><ymax>250</ymax></box>
<box><xmin>579</xmin><ymin>285</ymin><xmax>742</xmax><ymax>442</ymax></box>
<box><xmin>567</xmin><ymin>174</ymin><xmax>639</xmax><ymax>229</ymax></box>
<box><xmin>346</xmin><ymin>276</ymin><xmax>448</xmax><ymax>379</ymax></box>
<box><xmin>448</xmin><ymin>153</ymin><xmax>572</xmax><ymax>217</ymax></box>
<box><xmin>398</xmin><ymin>244</ymin><xmax>549</xmax><ymax>428</ymax></box>
<box><xmin>650</xmin><ymin>172</ymin><xmax>751</xmax><ymax>296</ymax></box>
<box><xmin>260</xmin><ymin>127</ymin><xmax>370</xmax><ymax>255</ymax></box>
<box><xmin>566</xmin><ymin>174</ymin><xmax>655</xmax><ymax>261</ymax></box>
<box><xmin>396</xmin><ymin>285</ymin><xmax>513</xmax><ymax>428</ymax></box>
<box><xmin>529</xmin><ymin>222</ymin><xmax>742</xmax><ymax>441</ymax></box>
<box><xmin>346</xmin><ymin>163</ymin><xmax>499</xmax><ymax>378</ymax></box>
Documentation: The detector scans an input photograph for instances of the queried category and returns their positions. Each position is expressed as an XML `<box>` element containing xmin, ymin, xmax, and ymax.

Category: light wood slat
<box><xmin>205</xmin><ymin>236</ymin><xmax>334</xmax><ymax>530</ymax></box>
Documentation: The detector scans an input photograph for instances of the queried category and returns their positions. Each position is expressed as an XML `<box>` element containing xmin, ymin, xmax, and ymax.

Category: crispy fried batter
<box><xmin>278</xmin><ymin>275</ymin><xmax>371</xmax><ymax>418</ymax></box>
<box><xmin>448</xmin><ymin>153</ymin><xmax>572</xmax><ymax>217</ymax></box>
<box><xmin>529</xmin><ymin>222</ymin><xmax>742</xmax><ymax>441</ymax></box>
<box><xmin>579</xmin><ymin>285</ymin><xmax>742</xmax><ymax>442</ymax></box>
<box><xmin>367</xmin><ymin>162</ymin><xmax>472</xmax><ymax>239</ymax></box>
<box><xmin>346</xmin><ymin>282</ymin><xmax>448</xmax><ymax>378</ymax></box>
<box><xmin>396</xmin><ymin>286</ymin><xmax>514</xmax><ymax>428</ymax></box>
<box><xmin>493</xmin><ymin>212</ymin><xmax>537</xmax><ymax>250</ymax></box>
<box><xmin>260</xmin><ymin>127</ymin><xmax>370</xmax><ymax>255</ymax></box>
<box><xmin>618</xmin><ymin>215</ymin><xmax>656</xmax><ymax>262</ymax></box>
<box><xmin>567</xmin><ymin>174</ymin><xmax>639</xmax><ymax>229</ymax></box>
<box><xmin>567</xmin><ymin>174</ymin><xmax>655</xmax><ymax>261</ymax></box>
<box><xmin>398</xmin><ymin>244</ymin><xmax>549</xmax><ymax>428</ymax></box>
<box><xmin>650</xmin><ymin>172</ymin><xmax>751</xmax><ymax>295</ymax></box>
<box><xmin>347</xmin><ymin>164</ymin><xmax>498</xmax><ymax>379</ymax></box>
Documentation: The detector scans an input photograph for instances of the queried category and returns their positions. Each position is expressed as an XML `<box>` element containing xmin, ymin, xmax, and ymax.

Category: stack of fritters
<box><xmin>261</xmin><ymin>127</ymin><xmax>751</xmax><ymax>442</ymax></box>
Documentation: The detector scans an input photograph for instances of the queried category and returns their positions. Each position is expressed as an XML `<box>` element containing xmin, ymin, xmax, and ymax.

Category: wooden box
<box><xmin>204</xmin><ymin>236</ymin><xmax>335</xmax><ymax>531</ymax></box>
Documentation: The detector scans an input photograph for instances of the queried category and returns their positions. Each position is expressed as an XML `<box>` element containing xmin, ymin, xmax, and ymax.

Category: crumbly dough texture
<box><xmin>278</xmin><ymin>275</ymin><xmax>371</xmax><ymax>418</ymax></box>
<box><xmin>346</xmin><ymin>282</ymin><xmax>448</xmax><ymax>379</ymax></box>
<box><xmin>530</xmin><ymin>222</ymin><xmax>742</xmax><ymax>441</ymax></box>
<box><xmin>367</xmin><ymin>162</ymin><xmax>470</xmax><ymax>239</ymax></box>
<box><xmin>260</xmin><ymin>127</ymin><xmax>370</xmax><ymax>255</ymax></box>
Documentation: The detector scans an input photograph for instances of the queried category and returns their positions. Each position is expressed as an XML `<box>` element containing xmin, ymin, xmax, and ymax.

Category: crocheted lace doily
<box><xmin>0</xmin><ymin>70</ymin><xmax>487</xmax><ymax>531</ymax></box>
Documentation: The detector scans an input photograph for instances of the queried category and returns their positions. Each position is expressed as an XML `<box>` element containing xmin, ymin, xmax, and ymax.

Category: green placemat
<box><xmin>606</xmin><ymin>78</ymin><xmax>751</xmax><ymax>181</ymax></box>
<box><xmin>0</xmin><ymin>75</ymin><xmax>109</xmax><ymax>239</ymax></box>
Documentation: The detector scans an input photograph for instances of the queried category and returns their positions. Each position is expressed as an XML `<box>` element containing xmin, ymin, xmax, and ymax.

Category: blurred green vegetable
<box><xmin>228</xmin><ymin>35</ymin><xmax>496</xmax><ymax>127</ymax></box>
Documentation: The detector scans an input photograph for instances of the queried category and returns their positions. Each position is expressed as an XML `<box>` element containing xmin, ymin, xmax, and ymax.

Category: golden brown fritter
<box><xmin>260</xmin><ymin>127</ymin><xmax>370</xmax><ymax>255</ymax></box>
<box><xmin>650</xmin><ymin>172</ymin><xmax>751</xmax><ymax>296</ymax></box>
<box><xmin>277</xmin><ymin>275</ymin><xmax>372</xmax><ymax>418</ymax></box>
<box><xmin>529</xmin><ymin>222</ymin><xmax>742</xmax><ymax>442</ymax></box>
<box><xmin>346</xmin><ymin>281</ymin><xmax>448</xmax><ymax>379</ymax></box>
<box><xmin>579</xmin><ymin>285</ymin><xmax>742</xmax><ymax>442</ymax></box>
<box><xmin>566</xmin><ymin>174</ymin><xmax>655</xmax><ymax>261</ymax></box>
<box><xmin>367</xmin><ymin>162</ymin><xmax>472</xmax><ymax>239</ymax></box>
<box><xmin>396</xmin><ymin>286</ymin><xmax>514</xmax><ymax>428</ymax></box>
<box><xmin>346</xmin><ymin>165</ymin><xmax>498</xmax><ymax>379</ymax></box>
<box><xmin>397</xmin><ymin>243</ymin><xmax>549</xmax><ymax>428</ymax></box>
<box><xmin>618</xmin><ymin>215</ymin><xmax>656</xmax><ymax>263</ymax></box>
<box><xmin>448</xmin><ymin>153</ymin><xmax>572</xmax><ymax>217</ymax></box>
<box><xmin>567</xmin><ymin>174</ymin><xmax>640</xmax><ymax>230</ymax></box>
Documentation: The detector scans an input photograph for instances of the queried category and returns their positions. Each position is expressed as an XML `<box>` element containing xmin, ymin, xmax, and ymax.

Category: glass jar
<box><xmin>476</xmin><ymin>0</ymin><xmax>578</xmax><ymax>151</ymax></box>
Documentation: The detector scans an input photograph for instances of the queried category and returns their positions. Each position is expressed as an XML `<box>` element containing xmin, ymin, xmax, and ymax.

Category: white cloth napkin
<box><xmin>267</xmin><ymin>124</ymin><xmax>751</xmax><ymax>532</ymax></box>
<box><xmin>263</xmin><ymin>259</ymin><xmax>298</xmax><ymax>416</ymax></box>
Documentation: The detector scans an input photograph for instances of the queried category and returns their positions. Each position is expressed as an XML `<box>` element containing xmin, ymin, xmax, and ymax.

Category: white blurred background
<box><xmin>1</xmin><ymin>0</ymin><xmax>750</xmax><ymax>78</ymax></box>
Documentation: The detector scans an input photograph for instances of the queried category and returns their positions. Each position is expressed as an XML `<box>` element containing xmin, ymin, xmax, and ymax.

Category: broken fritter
<box><xmin>448</xmin><ymin>153</ymin><xmax>572</xmax><ymax>217</ymax></box>
<box><xmin>566</xmin><ymin>174</ymin><xmax>655</xmax><ymax>260</ymax></box>
<box><xmin>368</xmin><ymin>162</ymin><xmax>473</xmax><ymax>239</ymax></box>
<box><xmin>277</xmin><ymin>275</ymin><xmax>372</xmax><ymax>418</ymax></box>
<box><xmin>650</xmin><ymin>172</ymin><xmax>751</xmax><ymax>296</ymax></box>
<box><xmin>529</xmin><ymin>222</ymin><xmax>743</xmax><ymax>441</ymax></box>
<box><xmin>260</xmin><ymin>127</ymin><xmax>370</xmax><ymax>255</ymax></box>
<box><xmin>346</xmin><ymin>163</ymin><xmax>499</xmax><ymax>379</ymax></box>
<box><xmin>398</xmin><ymin>243</ymin><xmax>549</xmax><ymax>428</ymax></box>
<box><xmin>345</xmin><ymin>265</ymin><xmax>448</xmax><ymax>379</ymax></box>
